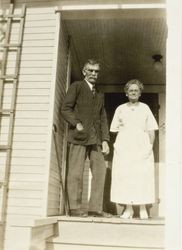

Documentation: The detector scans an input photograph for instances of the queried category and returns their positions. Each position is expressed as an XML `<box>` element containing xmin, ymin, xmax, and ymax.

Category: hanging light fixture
<box><xmin>152</xmin><ymin>54</ymin><xmax>163</xmax><ymax>71</ymax></box>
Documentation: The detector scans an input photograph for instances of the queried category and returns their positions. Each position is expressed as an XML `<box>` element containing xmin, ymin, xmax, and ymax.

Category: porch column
<box><xmin>166</xmin><ymin>0</ymin><xmax>182</xmax><ymax>250</ymax></box>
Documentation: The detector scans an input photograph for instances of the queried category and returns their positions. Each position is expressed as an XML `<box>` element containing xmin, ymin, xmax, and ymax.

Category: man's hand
<box><xmin>102</xmin><ymin>141</ymin><xmax>109</xmax><ymax>155</ymax></box>
<box><xmin>76</xmin><ymin>123</ymin><xmax>84</xmax><ymax>131</ymax></box>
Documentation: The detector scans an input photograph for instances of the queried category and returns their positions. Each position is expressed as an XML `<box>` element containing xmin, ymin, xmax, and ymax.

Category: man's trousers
<box><xmin>67</xmin><ymin>143</ymin><xmax>106</xmax><ymax>212</ymax></box>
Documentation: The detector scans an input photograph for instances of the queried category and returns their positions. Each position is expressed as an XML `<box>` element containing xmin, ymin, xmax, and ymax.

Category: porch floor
<box><xmin>56</xmin><ymin>215</ymin><xmax>165</xmax><ymax>224</ymax></box>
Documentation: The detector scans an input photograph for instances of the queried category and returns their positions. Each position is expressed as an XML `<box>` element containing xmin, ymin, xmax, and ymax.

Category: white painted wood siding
<box><xmin>0</xmin><ymin>4</ymin><xmax>58</xmax><ymax>224</ymax></box>
<box><xmin>1</xmin><ymin>0</ymin><xmax>71</xmax><ymax>224</ymax></box>
<box><xmin>1</xmin><ymin>0</ymin><xmax>11</xmax><ymax>8</ymax></box>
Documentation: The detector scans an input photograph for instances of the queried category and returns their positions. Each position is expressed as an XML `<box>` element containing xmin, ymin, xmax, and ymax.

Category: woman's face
<box><xmin>126</xmin><ymin>83</ymin><xmax>141</xmax><ymax>103</ymax></box>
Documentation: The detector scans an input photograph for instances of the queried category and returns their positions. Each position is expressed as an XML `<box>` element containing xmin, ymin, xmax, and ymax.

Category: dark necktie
<box><xmin>92</xmin><ymin>85</ymin><xmax>96</xmax><ymax>97</ymax></box>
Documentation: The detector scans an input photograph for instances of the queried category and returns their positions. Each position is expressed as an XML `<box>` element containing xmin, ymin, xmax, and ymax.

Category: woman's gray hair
<box><xmin>124</xmin><ymin>79</ymin><xmax>144</xmax><ymax>93</ymax></box>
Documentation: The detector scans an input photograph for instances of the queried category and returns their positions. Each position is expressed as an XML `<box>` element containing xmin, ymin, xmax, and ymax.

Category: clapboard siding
<box><xmin>8</xmin><ymin>189</ymin><xmax>43</xmax><ymax>199</ymax></box>
<box><xmin>47</xmin><ymin>19</ymin><xmax>69</xmax><ymax>216</ymax></box>
<box><xmin>0</xmin><ymin>4</ymin><xmax>58</xmax><ymax>228</ymax></box>
<box><xmin>1</xmin><ymin>0</ymin><xmax>11</xmax><ymax>8</ymax></box>
<box><xmin>1</xmin><ymin>2</ymin><xmax>68</xmax><ymax>249</ymax></box>
<box><xmin>7</xmin><ymin>60</ymin><xmax>53</xmax><ymax>67</ymax></box>
<box><xmin>6</xmin><ymin>67</ymin><xmax>52</xmax><ymax>75</ymax></box>
<box><xmin>14</xmin><ymin>1</ymin><xmax>61</xmax><ymax>7</ymax></box>
<box><xmin>10</xmin><ymin>32</ymin><xmax>55</xmax><ymax>41</ymax></box>
<box><xmin>10</xmin><ymin>165</ymin><xmax>44</xmax><ymax>173</ymax></box>
<box><xmin>8</xmin><ymin>197</ymin><xmax>42</xmax><ymax>207</ymax></box>
<box><xmin>10</xmin><ymin>172</ymin><xmax>44</xmax><ymax>181</ymax></box>
<box><xmin>9</xmin><ymin>53</ymin><xmax>53</xmax><ymax>60</ymax></box>
<box><xmin>12</xmin><ymin>118</ymin><xmax>48</xmax><ymax>126</ymax></box>
<box><xmin>2</xmin><ymin>2</ymin><xmax>78</xmax><ymax>219</ymax></box>
<box><xmin>1</xmin><ymin>126</ymin><xmax>48</xmax><ymax>134</ymax></box>
<box><xmin>9</xmin><ymin>181</ymin><xmax>44</xmax><ymax>190</ymax></box>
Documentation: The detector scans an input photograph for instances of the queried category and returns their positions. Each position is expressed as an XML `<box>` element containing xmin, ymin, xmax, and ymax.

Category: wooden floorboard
<box><xmin>56</xmin><ymin>215</ymin><xmax>165</xmax><ymax>225</ymax></box>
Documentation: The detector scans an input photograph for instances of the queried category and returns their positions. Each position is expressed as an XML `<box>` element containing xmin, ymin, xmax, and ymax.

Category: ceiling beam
<box><xmin>56</xmin><ymin>5</ymin><xmax>166</xmax><ymax>20</ymax></box>
<box><xmin>97</xmin><ymin>84</ymin><xmax>165</xmax><ymax>93</ymax></box>
<box><xmin>58</xmin><ymin>3</ymin><xmax>166</xmax><ymax>11</ymax></box>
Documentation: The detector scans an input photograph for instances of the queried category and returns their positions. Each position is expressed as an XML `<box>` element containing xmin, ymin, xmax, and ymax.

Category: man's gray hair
<box><xmin>83</xmin><ymin>59</ymin><xmax>101</xmax><ymax>70</ymax></box>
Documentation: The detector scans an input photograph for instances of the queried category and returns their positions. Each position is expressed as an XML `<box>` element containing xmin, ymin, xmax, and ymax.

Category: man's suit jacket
<box><xmin>61</xmin><ymin>80</ymin><xmax>110</xmax><ymax>145</ymax></box>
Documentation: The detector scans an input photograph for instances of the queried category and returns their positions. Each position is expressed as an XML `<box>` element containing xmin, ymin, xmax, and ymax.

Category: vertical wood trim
<box><xmin>42</xmin><ymin>8</ymin><xmax>60</xmax><ymax>216</ymax></box>
<box><xmin>158</xmin><ymin>93</ymin><xmax>165</xmax><ymax>218</ymax></box>
<box><xmin>166</xmin><ymin>1</ymin><xmax>182</xmax><ymax>249</ymax></box>
<box><xmin>60</xmin><ymin>40</ymin><xmax>71</xmax><ymax>213</ymax></box>
<box><xmin>159</xmin><ymin>93</ymin><xmax>165</xmax><ymax>162</ymax></box>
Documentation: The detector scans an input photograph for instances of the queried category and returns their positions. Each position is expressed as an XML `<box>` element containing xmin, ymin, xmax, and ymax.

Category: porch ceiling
<box><xmin>63</xmin><ymin>8</ymin><xmax>167</xmax><ymax>86</ymax></box>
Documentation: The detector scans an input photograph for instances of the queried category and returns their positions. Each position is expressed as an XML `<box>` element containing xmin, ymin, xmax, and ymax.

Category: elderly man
<box><xmin>61</xmin><ymin>59</ymin><xmax>110</xmax><ymax>217</ymax></box>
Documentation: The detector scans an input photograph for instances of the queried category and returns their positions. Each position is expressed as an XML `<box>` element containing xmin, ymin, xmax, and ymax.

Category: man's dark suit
<box><xmin>61</xmin><ymin>80</ymin><xmax>110</xmax><ymax>212</ymax></box>
<box><xmin>61</xmin><ymin>80</ymin><xmax>109</xmax><ymax>145</ymax></box>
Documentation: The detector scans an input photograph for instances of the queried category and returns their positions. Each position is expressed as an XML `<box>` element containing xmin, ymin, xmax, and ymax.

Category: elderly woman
<box><xmin>110</xmin><ymin>79</ymin><xmax>158</xmax><ymax>219</ymax></box>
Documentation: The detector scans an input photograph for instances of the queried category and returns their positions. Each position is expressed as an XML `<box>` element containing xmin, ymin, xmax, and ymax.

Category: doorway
<box><xmin>58</xmin><ymin>5</ymin><xmax>166</xmax><ymax>217</ymax></box>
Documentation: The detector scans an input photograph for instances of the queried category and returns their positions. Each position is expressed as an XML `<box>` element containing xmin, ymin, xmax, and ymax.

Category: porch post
<box><xmin>166</xmin><ymin>0</ymin><xmax>182</xmax><ymax>250</ymax></box>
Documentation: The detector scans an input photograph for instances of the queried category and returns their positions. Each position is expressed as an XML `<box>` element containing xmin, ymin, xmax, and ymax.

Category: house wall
<box><xmin>1</xmin><ymin>0</ymin><xmax>11</xmax><ymax>8</ymax></box>
<box><xmin>0</xmin><ymin>2</ymin><xmax>61</xmax><ymax>249</ymax></box>
<box><xmin>2</xmin><ymin>3</ymin><xmax>57</xmax><ymax>223</ymax></box>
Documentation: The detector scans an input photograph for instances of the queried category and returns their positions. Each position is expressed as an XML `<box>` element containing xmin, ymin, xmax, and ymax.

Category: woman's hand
<box><xmin>102</xmin><ymin>141</ymin><xmax>110</xmax><ymax>155</ymax></box>
<box><xmin>148</xmin><ymin>130</ymin><xmax>155</xmax><ymax>144</ymax></box>
<box><xmin>144</xmin><ymin>144</ymin><xmax>153</xmax><ymax>159</ymax></box>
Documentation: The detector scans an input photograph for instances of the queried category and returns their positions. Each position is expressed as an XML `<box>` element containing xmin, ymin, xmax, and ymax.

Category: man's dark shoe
<box><xmin>88</xmin><ymin>211</ymin><xmax>112</xmax><ymax>218</ymax></box>
<box><xmin>70</xmin><ymin>209</ymin><xmax>88</xmax><ymax>217</ymax></box>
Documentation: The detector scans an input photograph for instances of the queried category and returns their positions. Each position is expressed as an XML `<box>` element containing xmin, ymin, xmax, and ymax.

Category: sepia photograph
<box><xmin>0</xmin><ymin>0</ymin><xmax>181</xmax><ymax>250</ymax></box>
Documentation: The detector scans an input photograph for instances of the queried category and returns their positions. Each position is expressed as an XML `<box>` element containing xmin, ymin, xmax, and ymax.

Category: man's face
<box><xmin>82</xmin><ymin>63</ymin><xmax>100</xmax><ymax>84</ymax></box>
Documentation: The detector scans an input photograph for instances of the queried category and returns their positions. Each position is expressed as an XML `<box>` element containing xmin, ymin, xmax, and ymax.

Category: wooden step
<box><xmin>47</xmin><ymin>243</ymin><xmax>164</xmax><ymax>250</ymax></box>
<box><xmin>46</xmin><ymin>216</ymin><xmax>165</xmax><ymax>250</ymax></box>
